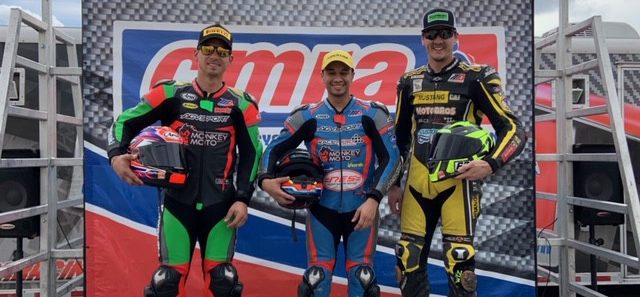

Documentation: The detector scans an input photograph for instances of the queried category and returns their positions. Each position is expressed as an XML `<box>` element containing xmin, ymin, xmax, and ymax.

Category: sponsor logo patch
<box><xmin>217</xmin><ymin>98</ymin><xmax>234</xmax><ymax>106</ymax></box>
<box><xmin>415</xmin><ymin>106</ymin><xmax>457</xmax><ymax>116</ymax></box>
<box><xmin>348</xmin><ymin>109</ymin><xmax>362</xmax><ymax>117</ymax></box>
<box><xmin>180</xmin><ymin>113</ymin><xmax>230</xmax><ymax>123</ymax></box>
<box><xmin>323</xmin><ymin>169</ymin><xmax>363</xmax><ymax>191</ymax></box>
<box><xmin>412</xmin><ymin>78</ymin><xmax>423</xmax><ymax>93</ymax></box>
<box><xmin>347</xmin><ymin>162</ymin><xmax>364</xmax><ymax>168</ymax></box>
<box><xmin>215</xmin><ymin>107</ymin><xmax>232</xmax><ymax>114</ymax></box>
<box><xmin>413</xmin><ymin>91</ymin><xmax>449</xmax><ymax>104</ymax></box>
<box><xmin>417</xmin><ymin>129</ymin><xmax>437</xmax><ymax>144</ymax></box>
<box><xmin>182</xmin><ymin>102</ymin><xmax>198</xmax><ymax>109</ymax></box>
<box><xmin>448</xmin><ymin>73</ymin><xmax>466</xmax><ymax>83</ymax></box>
<box><xmin>180</xmin><ymin>92</ymin><xmax>198</xmax><ymax>101</ymax></box>
<box><xmin>318</xmin><ymin>147</ymin><xmax>361</xmax><ymax>162</ymax></box>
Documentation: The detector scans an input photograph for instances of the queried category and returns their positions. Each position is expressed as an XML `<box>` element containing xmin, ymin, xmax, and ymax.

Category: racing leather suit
<box><xmin>108</xmin><ymin>79</ymin><xmax>262</xmax><ymax>297</ymax></box>
<box><xmin>259</xmin><ymin>97</ymin><xmax>401</xmax><ymax>297</ymax></box>
<box><xmin>394</xmin><ymin>58</ymin><xmax>525</xmax><ymax>297</ymax></box>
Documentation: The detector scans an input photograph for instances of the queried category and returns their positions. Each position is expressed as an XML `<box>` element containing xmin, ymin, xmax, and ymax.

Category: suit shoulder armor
<box><xmin>243</xmin><ymin>92</ymin><xmax>259</xmax><ymax>106</ymax></box>
<box><xmin>290</xmin><ymin>104</ymin><xmax>310</xmax><ymax>115</ymax></box>
<box><xmin>480</xmin><ymin>65</ymin><xmax>499</xmax><ymax>79</ymax></box>
<box><xmin>457</xmin><ymin>61</ymin><xmax>484</xmax><ymax>73</ymax></box>
<box><xmin>230</xmin><ymin>87</ymin><xmax>258</xmax><ymax>107</ymax></box>
<box><xmin>402</xmin><ymin>66</ymin><xmax>427</xmax><ymax>79</ymax></box>
<box><xmin>152</xmin><ymin>79</ymin><xmax>176</xmax><ymax>88</ymax></box>
<box><xmin>226</xmin><ymin>87</ymin><xmax>244</xmax><ymax>99</ymax></box>
<box><xmin>369</xmin><ymin>101</ymin><xmax>389</xmax><ymax>115</ymax></box>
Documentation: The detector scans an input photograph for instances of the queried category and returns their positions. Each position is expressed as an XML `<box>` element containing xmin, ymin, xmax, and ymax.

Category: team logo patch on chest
<box><xmin>217</xmin><ymin>99</ymin><xmax>234</xmax><ymax>107</ymax></box>
<box><xmin>323</xmin><ymin>169</ymin><xmax>363</xmax><ymax>191</ymax></box>
<box><xmin>413</xmin><ymin>91</ymin><xmax>450</xmax><ymax>104</ymax></box>
<box><xmin>318</xmin><ymin>147</ymin><xmax>361</xmax><ymax>162</ymax></box>
<box><xmin>180</xmin><ymin>113</ymin><xmax>230</xmax><ymax>123</ymax></box>
<box><xmin>215</xmin><ymin>107</ymin><xmax>232</xmax><ymax>114</ymax></box>
<box><xmin>415</xmin><ymin>106</ymin><xmax>457</xmax><ymax>116</ymax></box>
<box><xmin>182</xmin><ymin>102</ymin><xmax>198</xmax><ymax>109</ymax></box>
<box><xmin>178</xmin><ymin>124</ymin><xmax>230</xmax><ymax>147</ymax></box>
<box><xmin>448</xmin><ymin>73</ymin><xmax>466</xmax><ymax>83</ymax></box>
<box><xmin>317</xmin><ymin>134</ymin><xmax>364</xmax><ymax>146</ymax></box>
<box><xmin>180</xmin><ymin>93</ymin><xmax>198</xmax><ymax>101</ymax></box>
<box><xmin>412</xmin><ymin>78</ymin><xmax>423</xmax><ymax>93</ymax></box>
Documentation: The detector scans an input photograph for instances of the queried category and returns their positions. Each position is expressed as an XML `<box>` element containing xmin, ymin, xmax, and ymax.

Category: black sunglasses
<box><xmin>423</xmin><ymin>29</ymin><xmax>456</xmax><ymax>40</ymax></box>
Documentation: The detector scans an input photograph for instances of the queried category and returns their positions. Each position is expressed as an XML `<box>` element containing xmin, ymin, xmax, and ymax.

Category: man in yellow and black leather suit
<box><xmin>387</xmin><ymin>8</ymin><xmax>526</xmax><ymax>297</ymax></box>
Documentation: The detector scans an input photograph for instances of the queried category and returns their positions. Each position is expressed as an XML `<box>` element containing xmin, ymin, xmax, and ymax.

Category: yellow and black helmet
<box><xmin>426</xmin><ymin>121</ymin><xmax>494</xmax><ymax>182</ymax></box>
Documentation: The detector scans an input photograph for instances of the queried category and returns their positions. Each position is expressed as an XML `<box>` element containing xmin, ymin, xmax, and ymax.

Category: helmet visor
<box><xmin>429</xmin><ymin>133</ymin><xmax>484</xmax><ymax>161</ymax></box>
<box><xmin>138</xmin><ymin>142</ymin><xmax>184</xmax><ymax>170</ymax></box>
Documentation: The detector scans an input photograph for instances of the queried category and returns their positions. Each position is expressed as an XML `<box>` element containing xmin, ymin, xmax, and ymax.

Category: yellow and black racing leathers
<box><xmin>393</xmin><ymin>58</ymin><xmax>525</xmax><ymax>297</ymax></box>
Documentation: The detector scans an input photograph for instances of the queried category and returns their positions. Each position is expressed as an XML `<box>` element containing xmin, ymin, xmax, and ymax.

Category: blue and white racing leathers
<box><xmin>259</xmin><ymin>96</ymin><xmax>401</xmax><ymax>297</ymax></box>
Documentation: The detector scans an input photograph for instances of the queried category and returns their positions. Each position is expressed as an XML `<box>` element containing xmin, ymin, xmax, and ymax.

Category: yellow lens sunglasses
<box><xmin>200</xmin><ymin>45</ymin><xmax>231</xmax><ymax>57</ymax></box>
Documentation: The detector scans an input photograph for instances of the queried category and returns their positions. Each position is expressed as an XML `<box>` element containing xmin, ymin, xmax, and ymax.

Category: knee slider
<box><xmin>443</xmin><ymin>235</ymin><xmax>475</xmax><ymax>264</ymax></box>
<box><xmin>145</xmin><ymin>266</ymin><xmax>182</xmax><ymax>297</ymax></box>
<box><xmin>298</xmin><ymin>266</ymin><xmax>326</xmax><ymax>297</ymax></box>
<box><xmin>445</xmin><ymin>243</ymin><xmax>475</xmax><ymax>264</ymax></box>
<box><xmin>443</xmin><ymin>236</ymin><xmax>477</xmax><ymax>296</ymax></box>
<box><xmin>209</xmin><ymin>263</ymin><xmax>243</xmax><ymax>297</ymax></box>
<box><xmin>443</xmin><ymin>237</ymin><xmax>476</xmax><ymax>275</ymax></box>
<box><xmin>354</xmin><ymin>266</ymin><xmax>380</xmax><ymax>297</ymax></box>
<box><xmin>395</xmin><ymin>235</ymin><xmax>425</xmax><ymax>275</ymax></box>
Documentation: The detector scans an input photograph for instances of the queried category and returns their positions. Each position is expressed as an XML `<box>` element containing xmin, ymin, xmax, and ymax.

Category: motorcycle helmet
<box><xmin>274</xmin><ymin>149</ymin><xmax>324</xmax><ymax>209</ymax></box>
<box><xmin>128</xmin><ymin>126</ymin><xmax>187</xmax><ymax>188</ymax></box>
<box><xmin>426</xmin><ymin>121</ymin><xmax>494</xmax><ymax>182</ymax></box>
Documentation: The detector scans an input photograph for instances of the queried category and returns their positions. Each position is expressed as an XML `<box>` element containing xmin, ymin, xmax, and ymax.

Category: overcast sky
<box><xmin>1</xmin><ymin>0</ymin><xmax>639</xmax><ymax>37</ymax></box>
<box><xmin>534</xmin><ymin>0</ymin><xmax>640</xmax><ymax>36</ymax></box>
<box><xmin>0</xmin><ymin>0</ymin><xmax>80</xmax><ymax>27</ymax></box>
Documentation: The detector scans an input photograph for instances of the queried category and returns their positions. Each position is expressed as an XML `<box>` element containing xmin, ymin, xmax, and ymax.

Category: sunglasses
<box><xmin>423</xmin><ymin>29</ymin><xmax>456</xmax><ymax>40</ymax></box>
<box><xmin>200</xmin><ymin>45</ymin><xmax>231</xmax><ymax>57</ymax></box>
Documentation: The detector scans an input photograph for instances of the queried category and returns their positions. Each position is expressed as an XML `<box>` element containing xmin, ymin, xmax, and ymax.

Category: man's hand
<box><xmin>111</xmin><ymin>153</ymin><xmax>143</xmax><ymax>185</ymax></box>
<box><xmin>387</xmin><ymin>185</ymin><xmax>403</xmax><ymax>215</ymax></box>
<box><xmin>455</xmin><ymin>160</ymin><xmax>493</xmax><ymax>181</ymax></box>
<box><xmin>352</xmin><ymin>198</ymin><xmax>379</xmax><ymax>230</ymax></box>
<box><xmin>224</xmin><ymin>201</ymin><xmax>248</xmax><ymax>228</ymax></box>
<box><xmin>261</xmin><ymin>177</ymin><xmax>296</xmax><ymax>206</ymax></box>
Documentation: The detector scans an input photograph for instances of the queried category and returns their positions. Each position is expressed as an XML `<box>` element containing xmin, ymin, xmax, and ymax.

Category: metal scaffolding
<box><xmin>0</xmin><ymin>1</ymin><xmax>83</xmax><ymax>296</ymax></box>
<box><xmin>534</xmin><ymin>0</ymin><xmax>640</xmax><ymax>296</ymax></box>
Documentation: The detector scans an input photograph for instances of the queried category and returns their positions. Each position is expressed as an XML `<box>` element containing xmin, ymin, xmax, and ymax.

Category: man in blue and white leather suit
<box><xmin>259</xmin><ymin>50</ymin><xmax>401</xmax><ymax>297</ymax></box>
